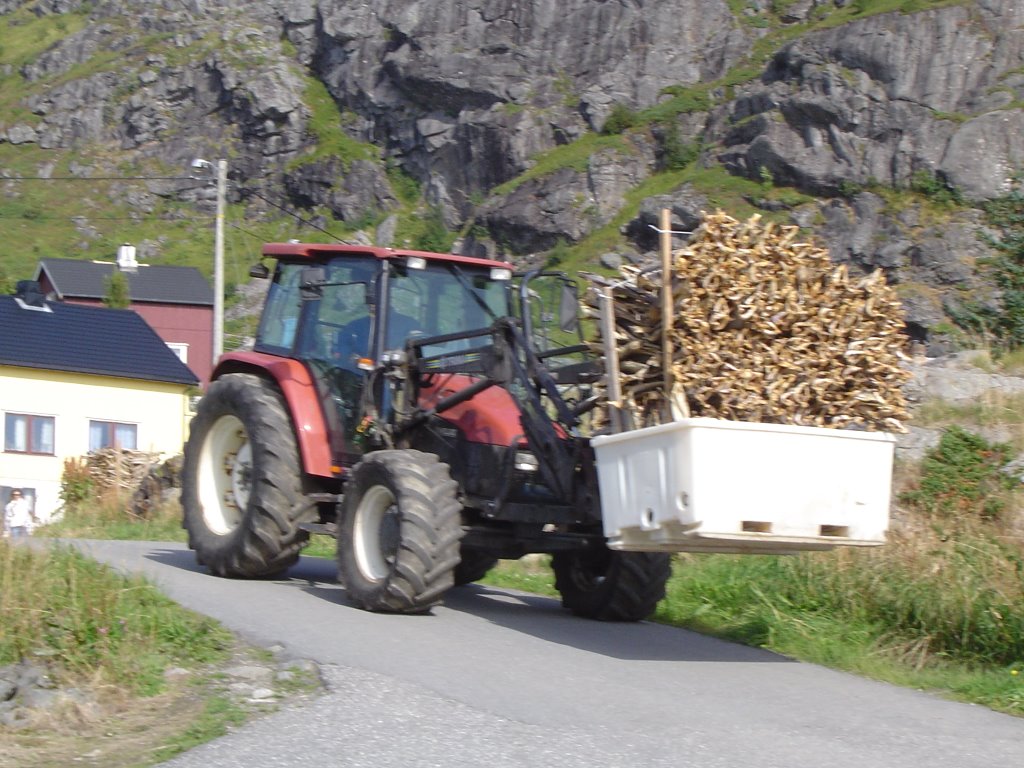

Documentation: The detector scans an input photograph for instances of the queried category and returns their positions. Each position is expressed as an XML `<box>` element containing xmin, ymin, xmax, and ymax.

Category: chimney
<box><xmin>14</xmin><ymin>280</ymin><xmax>52</xmax><ymax>312</ymax></box>
<box><xmin>117</xmin><ymin>242</ymin><xmax>139</xmax><ymax>272</ymax></box>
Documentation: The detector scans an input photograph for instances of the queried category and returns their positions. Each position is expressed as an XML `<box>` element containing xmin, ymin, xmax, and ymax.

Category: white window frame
<box><xmin>166</xmin><ymin>342</ymin><xmax>189</xmax><ymax>364</ymax></box>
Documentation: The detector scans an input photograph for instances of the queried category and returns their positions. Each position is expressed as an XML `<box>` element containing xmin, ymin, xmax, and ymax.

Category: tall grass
<box><xmin>0</xmin><ymin>539</ymin><xmax>230</xmax><ymax>696</ymax></box>
<box><xmin>658</xmin><ymin>520</ymin><xmax>1023</xmax><ymax>668</ymax></box>
<box><xmin>41</xmin><ymin>490</ymin><xmax>187</xmax><ymax>543</ymax></box>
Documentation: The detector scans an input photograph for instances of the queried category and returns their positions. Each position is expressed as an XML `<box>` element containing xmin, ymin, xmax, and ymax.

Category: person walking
<box><xmin>4</xmin><ymin>489</ymin><xmax>34</xmax><ymax>538</ymax></box>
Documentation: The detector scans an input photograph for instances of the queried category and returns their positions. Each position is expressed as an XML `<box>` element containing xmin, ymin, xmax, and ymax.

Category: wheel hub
<box><xmin>197</xmin><ymin>415</ymin><xmax>249</xmax><ymax>535</ymax></box>
<box><xmin>353</xmin><ymin>486</ymin><xmax>402</xmax><ymax>582</ymax></box>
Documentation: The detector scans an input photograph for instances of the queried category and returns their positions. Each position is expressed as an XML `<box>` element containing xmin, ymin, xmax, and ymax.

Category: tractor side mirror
<box><xmin>558</xmin><ymin>281</ymin><xmax>579</xmax><ymax>333</ymax></box>
<box><xmin>249</xmin><ymin>261</ymin><xmax>270</xmax><ymax>279</ymax></box>
<box><xmin>300</xmin><ymin>267</ymin><xmax>326</xmax><ymax>300</ymax></box>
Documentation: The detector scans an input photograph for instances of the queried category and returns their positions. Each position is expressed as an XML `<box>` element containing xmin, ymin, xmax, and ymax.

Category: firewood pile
<box><xmin>585</xmin><ymin>210</ymin><xmax>912</xmax><ymax>432</ymax></box>
<box><xmin>85</xmin><ymin>449</ymin><xmax>163</xmax><ymax>494</ymax></box>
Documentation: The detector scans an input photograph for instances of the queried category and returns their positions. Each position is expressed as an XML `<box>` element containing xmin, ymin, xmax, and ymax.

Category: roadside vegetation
<box><xmin>0</xmin><ymin>533</ymin><xmax>245</xmax><ymax>766</ymax></box>
<box><xmin>3</xmin><ymin>490</ymin><xmax>320</xmax><ymax>767</ymax></box>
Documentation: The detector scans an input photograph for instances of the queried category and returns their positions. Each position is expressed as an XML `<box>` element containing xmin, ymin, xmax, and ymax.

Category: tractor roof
<box><xmin>261</xmin><ymin>243</ymin><xmax>514</xmax><ymax>271</ymax></box>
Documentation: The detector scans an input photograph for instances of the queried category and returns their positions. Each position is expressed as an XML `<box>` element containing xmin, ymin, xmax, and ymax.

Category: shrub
<box><xmin>909</xmin><ymin>170</ymin><xmax>963</xmax><ymax>206</ymax></box>
<box><xmin>60</xmin><ymin>457</ymin><xmax>95</xmax><ymax>509</ymax></box>
<box><xmin>602</xmin><ymin>104</ymin><xmax>638</xmax><ymax>135</ymax></box>
<box><xmin>900</xmin><ymin>426</ymin><xmax>1016</xmax><ymax>521</ymax></box>
<box><xmin>412</xmin><ymin>205</ymin><xmax>454</xmax><ymax>252</ymax></box>
<box><xmin>660</xmin><ymin>123</ymin><xmax>700</xmax><ymax>170</ymax></box>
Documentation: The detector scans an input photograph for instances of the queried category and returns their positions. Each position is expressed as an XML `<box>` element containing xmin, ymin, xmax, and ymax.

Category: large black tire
<box><xmin>551</xmin><ymin>549</ymin><xmax>671</xmax><ymax>621</ymax></box>
<box><xmin>453</xmin><ymin>547</ymin><xmax>499</xmax><ymax>586</ymax></box>
<box><xmin>337</xmin><ymin>450</ymin><xmax>462</xmax><ymax>612</ymax></box>
<box><xmin>181</xmin><ymin>373</ymin><xmax>314</xmax><ymax>577</ymax></box>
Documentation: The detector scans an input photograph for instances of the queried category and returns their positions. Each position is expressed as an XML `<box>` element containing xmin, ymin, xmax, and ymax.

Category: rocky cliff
<box><xmin>1</xmin><ymin>0</ymin><xmax>1022</xmax><ymax>353</ymax></box>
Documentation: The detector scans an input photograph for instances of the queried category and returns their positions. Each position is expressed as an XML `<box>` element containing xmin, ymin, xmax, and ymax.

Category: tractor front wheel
<box><xmin>337</xmin><ymin>450</ymin><xmax>462</xmax><ymax>612</ymax></box>
<box><xmin>181</xmin><ymin>373</ymin><xmax>313</xmax><ymax>577</ymax></box>
<box><xmin>551</xmin><ymin>548</ymin><xmax>671</xmax><ymax>621</ymax></box>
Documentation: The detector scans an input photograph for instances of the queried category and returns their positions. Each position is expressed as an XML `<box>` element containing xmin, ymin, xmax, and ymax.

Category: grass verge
<box><xmin>0</xmin><ymin>533</ymin><xmax>319</xmax><ymax>767</ymax></box>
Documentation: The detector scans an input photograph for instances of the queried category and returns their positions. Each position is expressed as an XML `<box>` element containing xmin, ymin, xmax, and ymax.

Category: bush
<box><xmin>909</xmin><ymin>170</ymin><xmax>963</xmax><ymax>206</ymax></box>
<box><xmin>602</xmin><ymin>104</ymin><xmax>638</xmax><ymax>135</ymax></box>
<box><xmin>412</xmin><ymin>205</ymin><xmax>454</xmax><ymax>252</ymax></box>
<box><xmin>659</xmin><ymin>123</ymin><xmax>700</xmax><ymax>170</ymax></box>
<box><xmin>60</xmin><ymin>457</ymin><xmax>95</xmax><ymax>509</ymax></box>
<box><xmin>900</xmin><ymin>426</ymin><xmax>1015</xmax><ymax>521</ymax></box>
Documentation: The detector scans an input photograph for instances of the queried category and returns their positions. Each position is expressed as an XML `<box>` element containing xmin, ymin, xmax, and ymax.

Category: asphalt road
<box><xmin>64</xmin><ymin>539</ymin><xmax>1023</xmax><ymax>768</ymax></box>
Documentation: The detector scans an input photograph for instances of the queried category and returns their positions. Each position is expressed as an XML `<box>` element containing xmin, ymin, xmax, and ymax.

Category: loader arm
<box><xmin>396</xmin><ymin>317</ymin><xmax>586</xmax><ymax>505</ymax></box>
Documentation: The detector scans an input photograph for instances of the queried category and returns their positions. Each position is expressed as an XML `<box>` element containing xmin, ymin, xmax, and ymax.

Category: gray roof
<box><xmin>0</xmin><ymin>295</ymin><xmax>199</xmax><ymax>386</ymax></box>
<box><xmin>35</xmin><ymin>258</ymin><xmax>214</xmax><ymax>306</ymax></box>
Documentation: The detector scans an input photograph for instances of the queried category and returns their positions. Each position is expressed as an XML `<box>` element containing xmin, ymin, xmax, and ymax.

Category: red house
<box><xmin>33</xmin><ymin>248</ymin><xmax>215</xmax><ymax>385</ymax></box>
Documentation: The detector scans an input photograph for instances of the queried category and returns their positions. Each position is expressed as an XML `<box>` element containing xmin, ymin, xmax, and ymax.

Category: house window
<box><xmin>166</xmin><ymin>342</ymin><xmax>189</xmax><ymax>364</ymax></box>
<box><xmin>89</xmin><ymin>421</ymin><xmax>138</xmax><ymax>451</ymax></box>
<box><xmin>4</xmin><ymin>413</ymin><xmax>55</xmax><ymax>455</ymax></box>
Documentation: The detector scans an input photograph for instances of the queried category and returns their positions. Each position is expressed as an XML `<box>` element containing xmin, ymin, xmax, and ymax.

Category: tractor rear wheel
<box><xmin>337</xmin><ymin>450</ymin><xmax>462</xmax><ymax>612</ymax></box>
<box><xmin>181</xmin><ymin>373</ymin><xmax>313</xmax><ymax>577</ymax></box>
<box><xmin>453</xmin><ymin>547</ymin><xmax>499</xmax><ymax>586</ymax></box>
<box><xmin>551</xmin><ymin>549</ymin><xmax>671</xmax><ymax>621</ymax></box>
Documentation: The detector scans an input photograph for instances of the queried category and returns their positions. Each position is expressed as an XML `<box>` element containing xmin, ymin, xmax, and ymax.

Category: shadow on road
<box><xmin>146</xmin><ymin>547</ymin><xmax>788</xmax><ymax>664</ymax></box>
<box><xmin>442</xmin><ymin>582</ymin><xmax>789</xmax><ymax>663</ymax></box>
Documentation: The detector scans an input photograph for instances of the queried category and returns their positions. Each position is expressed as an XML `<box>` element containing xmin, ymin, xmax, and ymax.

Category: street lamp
<box><xmin>191</xmin><ymin>158</ymin><xmax>227</xmax><ymax>366</ymax></box>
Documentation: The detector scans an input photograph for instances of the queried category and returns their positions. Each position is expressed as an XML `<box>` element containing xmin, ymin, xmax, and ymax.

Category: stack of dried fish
<box><xmin>585</xmin><ymin>210</ymin><xmax>911</xmax><ymax>432</ymax></box>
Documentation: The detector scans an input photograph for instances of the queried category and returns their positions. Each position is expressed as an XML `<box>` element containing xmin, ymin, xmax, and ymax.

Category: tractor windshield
<box><xmin>384</xmin><ymin>259</ymin><xmax>510</xmax><ymax>352</ymax></box>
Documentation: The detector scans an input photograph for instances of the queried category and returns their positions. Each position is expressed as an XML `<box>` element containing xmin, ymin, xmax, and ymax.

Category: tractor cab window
<box><xmin>298</xmin><ymin>257</ymin><xmax>379</xmax><ymax>371</ymax></box>
<box><xmin>255</xmin><ymin>263</ymin><xmax>306</xmax><ymax>353</ymax></box>
<box><xmin>384</xmin><ymin>260</ymin><xmax>509</xmax><ymax>354</ymax></box>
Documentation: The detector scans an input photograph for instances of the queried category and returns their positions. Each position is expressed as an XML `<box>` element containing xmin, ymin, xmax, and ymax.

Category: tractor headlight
<box><xmin>514</xmin><ymin>451</ymin><xmax>539</xmax><ymax>472</ymax></box>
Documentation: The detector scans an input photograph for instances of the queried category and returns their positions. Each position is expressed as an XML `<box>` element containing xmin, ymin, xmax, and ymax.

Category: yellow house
<box><xmin>1</xmin><ymin>286</ymin><xmax>198</xmax><ymax>522</ymax></box>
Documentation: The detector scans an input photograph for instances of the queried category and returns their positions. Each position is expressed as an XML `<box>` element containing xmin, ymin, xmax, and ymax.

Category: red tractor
<box><xmin>181</xmin><ymin>243</ymin><xmax>670</xmax><ymax>620</ymax></box>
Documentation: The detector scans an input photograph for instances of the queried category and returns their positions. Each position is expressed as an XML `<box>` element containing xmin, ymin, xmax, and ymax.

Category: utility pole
<box><xmin>213</xmin><ymin>158</ymin><xmax>226</xmax><ymax>364</ymax></box>
<box><xmin>191</xmin><ymin>157</ymin><xmax>227</xmax><ymax>367</ymax></box>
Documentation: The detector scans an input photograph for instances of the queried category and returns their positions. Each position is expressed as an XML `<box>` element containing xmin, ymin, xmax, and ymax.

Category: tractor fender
<box><xmin>211</xmin><ymin>351</ymin><xmax>334</xmax><ymax>478</ymax></box>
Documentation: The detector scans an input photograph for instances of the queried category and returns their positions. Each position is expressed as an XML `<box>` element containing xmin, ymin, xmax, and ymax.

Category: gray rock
<box><xmin>716</xmin><ymin>2</ymin><xmax>1023</xmax><ymax>197</ymax></box>
<box><xmin>225</xmin><ymin>665</ymin><xmax>274</xmax><ymax>682</ymax></box>
<box><xmin>599</xmin><ymin>252</ymin><xmax>624</xmax><ymax>271</ymax></box>
<box><xmin>626</xmin><ymin>187</ymin><xmax>710</xmax><ymax>252</ymax></box>
<box><xmin>376</xmin><ymin>214</ymin><xmax>399</xmax><ymax>247</ymax></box>
<box><xmin>5</xmin><ymin>124</ymin><xmax>38</xmax><ymax>144</ymax></box>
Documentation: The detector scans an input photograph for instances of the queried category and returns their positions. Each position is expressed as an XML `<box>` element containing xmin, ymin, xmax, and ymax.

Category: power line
<box><xmin>246</xmin><ymin>189</ymin><xmax>345</xmax><ymax>242</ymax></box>
<box><xmin>0</xmin><ymin>215</ymin><xmax>215</xmax><ymax>221</ymax></box>
<box><xmin>228</xmin><ymin>221</ymin><xmax>268</xmax><ymax>241</ymax></box>
<box><xmin>2</xmin><ymin>175</ymin><xmax>199</xmax><ymax>181</ymax></box>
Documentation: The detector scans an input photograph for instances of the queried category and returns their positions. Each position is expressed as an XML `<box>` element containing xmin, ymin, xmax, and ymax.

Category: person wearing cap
<box><xmin>4</xmin><ymin>490</ymin><xmax>35</xmax><ymax>538</ymax></box>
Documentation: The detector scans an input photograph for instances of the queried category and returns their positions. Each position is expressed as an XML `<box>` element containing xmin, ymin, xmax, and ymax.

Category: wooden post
<box><xmin>660</xmin><ymin>208</ymin><xmax>674</xmax><ymax>421</ymax></box>
<box><xmin>599</xmin><ymin>286</ymin><xmax>625</xmax><ymax>433</ymax></box>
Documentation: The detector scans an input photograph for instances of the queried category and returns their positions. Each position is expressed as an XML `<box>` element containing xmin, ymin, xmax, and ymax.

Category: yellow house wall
<box><xmin>1</xmin><ymin>366</ymin><xmax>192</xmax><ymax>522</ymax></box>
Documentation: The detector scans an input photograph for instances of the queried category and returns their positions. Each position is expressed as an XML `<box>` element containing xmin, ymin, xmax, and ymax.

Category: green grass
<box><xmin>490</xmin><ymin>133</ymin><xmax>629</xmax><ymax>198</ymax></box>
<box><xmin>287</xmin><ymin>77</ymin><xmax>379</xmax><ymax>170</ymax></box>
<box><xmin>40</xmin><ymin>493</ymin><xmax>188</xmax><ymax>543</ymax></box>
<box><xmin>149</xmin><ymin>695</ymin><xmax>248</xmax><ymax>763</ymax></box>
<box><xmin>0</xmin><ymin>538</ymin><xmax>231</xmax><ymax>695</ymax></box>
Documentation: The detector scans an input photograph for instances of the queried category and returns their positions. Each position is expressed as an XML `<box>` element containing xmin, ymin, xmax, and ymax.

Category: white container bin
<box><xmin>591</xmin><ymin>418</ymin><xmax>896</xmax><ymax>554</ymax></box>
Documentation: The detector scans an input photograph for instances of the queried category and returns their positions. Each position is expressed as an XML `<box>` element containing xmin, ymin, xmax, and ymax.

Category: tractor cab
<box><xmin>251</xmin><ymin>245</ymin><xmax>515</xmax><ymax>464</ymax></box>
